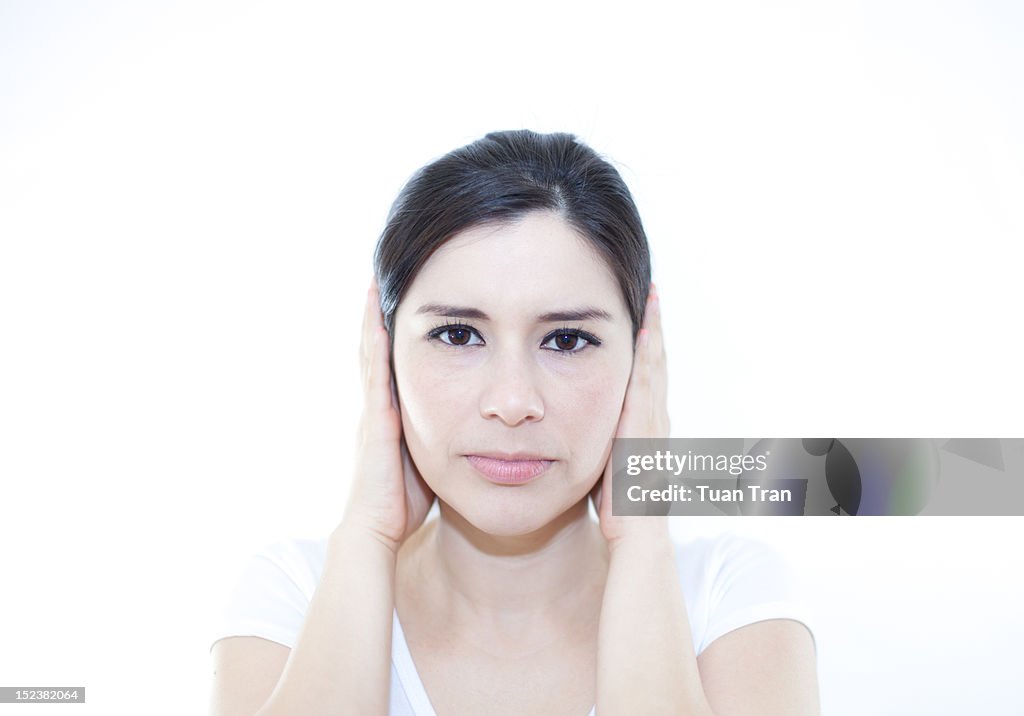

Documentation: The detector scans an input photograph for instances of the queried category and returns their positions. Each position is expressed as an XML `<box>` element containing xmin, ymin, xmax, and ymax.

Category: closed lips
<box><xmin>465</xmin><ymin>454</ymin><xmax>554</xmax><ymax>483</ymax></box>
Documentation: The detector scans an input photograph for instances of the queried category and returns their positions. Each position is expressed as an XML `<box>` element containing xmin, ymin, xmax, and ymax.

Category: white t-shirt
<box><xmin>210</xmin><ymin>526</ymin><xmax>816</xmax><ymax>716</ymax></box>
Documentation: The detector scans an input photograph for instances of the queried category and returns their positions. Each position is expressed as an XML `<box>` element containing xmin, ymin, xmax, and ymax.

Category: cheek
<box><xmin>393</xmin><ymin>352</ymin><xmax>479</xmax><ymax>492</ymax></box>
<box><xmin>550</xmin><ymin>361</ymin><xmax>631</xmax><ymax>481</ymax></box>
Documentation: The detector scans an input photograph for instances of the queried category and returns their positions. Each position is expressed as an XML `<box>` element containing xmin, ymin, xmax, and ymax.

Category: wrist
<box><xmin>332</xmin><ymin>515</ymin><xmax>403</xmax><ymax>557</ymax></box>
<box><xmin>605</xmin><ymin>517</ymin><xmax>674</xmax><ymax>557</ymax></box>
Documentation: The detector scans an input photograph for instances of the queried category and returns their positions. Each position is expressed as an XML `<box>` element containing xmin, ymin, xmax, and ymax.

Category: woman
<box><xmin>209</xmin><ymin>130</ymin><xmax>820</xmax><ymax>715</ymax></box>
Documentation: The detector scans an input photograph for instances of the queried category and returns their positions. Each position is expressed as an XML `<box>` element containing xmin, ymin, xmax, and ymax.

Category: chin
<box><xmin>442</xmin><ymin>485</ymin><xmax>586</xmax><ymax>538</ymax></box>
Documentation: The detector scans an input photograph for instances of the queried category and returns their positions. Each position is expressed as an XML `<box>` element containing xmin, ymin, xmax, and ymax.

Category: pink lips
<box><xmin>465</xmin><ymin>455</ymin><xmax>554</xmax><ymax>484</ymax></box>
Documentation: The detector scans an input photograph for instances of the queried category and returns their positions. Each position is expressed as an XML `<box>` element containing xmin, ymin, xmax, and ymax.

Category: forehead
<box><xmin>400</xmin><ymin>212</ymin><xmax>626</xmax><ymax>318</ymax></box>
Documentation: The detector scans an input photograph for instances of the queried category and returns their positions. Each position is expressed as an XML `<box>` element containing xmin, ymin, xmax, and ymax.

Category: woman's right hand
<box><xmin>341</xmin><ymin>277</ymin><xmax>436</xmax><ymax>553</ymax></box>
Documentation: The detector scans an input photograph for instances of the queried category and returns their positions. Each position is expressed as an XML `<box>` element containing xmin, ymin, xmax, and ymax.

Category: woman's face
<box><xmin>391</xmin><ymin>211</ymin><xmax>636</xmax><ymax>536</ymax></box>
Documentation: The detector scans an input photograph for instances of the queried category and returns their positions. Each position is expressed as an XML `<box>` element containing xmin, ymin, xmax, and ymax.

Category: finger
<box><xmin>361</xmin><ymin>280</ymin><xmax>390</xmax><ymax>409</ymax></box>
<box><xmin>642</xmin><ymin>327</ymin><xmax>655</xmax><ymax>429</ymax></box>
<box><xmin>389</xmin><ymin>366</ymin><xmax>401</xmax><ymax>413</ymax></box>
<box><xmin>643</xmin><ymin>284</ymin><xmax>670</xmax><ymax>434</ymax></box>
<box><xmin>636</xmin><ymin>327</ymin><xmax>652</xmax><ymax>396</ymax></box>
<box><xmin>370</xmin><ymin>278</ymin><xmax>388</xmax><ymax>338</ymax></box>
<box><xmin>618</xmin><ymin>328</ymin><xmax>651</xmax><ymax>439</ymax></box>
<box><xmin>366</xmin><ymin>324</ymin><xmax>394</xmax><ymax>414</ymax></box>
<box><xmin>360</xmin><ymin>278</ymin><xmax>377</xmax><ymax>386</ymax></box>
<box><xmin>647</xmin><ymin>283</ymin><xmax>665</xmax><ymax>365</ymax></box>
<box><xmin>363</xmin><ymin>277</ymin><xmax>390</xmax><ymax>387</ymax></box>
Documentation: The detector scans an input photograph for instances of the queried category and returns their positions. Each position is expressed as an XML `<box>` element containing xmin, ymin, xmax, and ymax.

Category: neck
<box><xmin>401</xmin><ymin>497</ymin><xmax>609</xmax><ymax>653</ymax></box>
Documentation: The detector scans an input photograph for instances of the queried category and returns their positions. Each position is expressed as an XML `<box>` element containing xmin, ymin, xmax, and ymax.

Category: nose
<box><xmin>478</xmin><ymin>350</ymin><xmax>545</xmax><ymax>427</ymax></box>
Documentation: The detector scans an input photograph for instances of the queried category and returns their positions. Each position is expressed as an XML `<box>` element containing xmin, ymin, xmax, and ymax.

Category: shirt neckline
<box><xmin>391</xmin><ymin>609</ymin><xmax>596</xmax><ymax>716</ymax></box>
<box><xmin>391</xmin><ymin>609</ymin><xmax>438</xmax><ymax>716</ymax></box>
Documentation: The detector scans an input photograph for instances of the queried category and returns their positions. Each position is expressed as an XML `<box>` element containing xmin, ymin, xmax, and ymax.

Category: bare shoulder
<box><xmin>697</xmin><ymin>619</ymin><xmax>819</xmax><ymax>716</ymax></box>
<box><xmin>209</xmin><ymin>636</ymin><xmax>290</xmax><ymax>716</ymax></box>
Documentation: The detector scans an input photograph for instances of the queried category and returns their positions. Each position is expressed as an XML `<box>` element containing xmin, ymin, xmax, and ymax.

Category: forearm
<box><xmin>596</xmin><ymin>528</ymin><xmax>713</xmax><ymax>716</ymax></box>
<box><xmin>256</xmin><ymin>521</ymin><xmax>397</xmax><ymax>716</ymax></box>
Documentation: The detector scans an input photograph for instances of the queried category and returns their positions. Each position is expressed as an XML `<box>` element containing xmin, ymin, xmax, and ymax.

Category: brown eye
<box><xmin>447</xmin><ymin>328</ymin><xmax>471</xmax><ymax>345</ymax></box>
<box><xmin>541</xmin><ymin>330</ymin><xmax>595</xmax><ymax>355</ymax></box>
<box><xmin>430</xmin><ymin>324</ymin><xmax>483</xmax><ymax>348</ymax></box>
<box><xmin>554</xmin><ymin>333</ymin><xmax>579</xmax><ymax>350</ymax></box>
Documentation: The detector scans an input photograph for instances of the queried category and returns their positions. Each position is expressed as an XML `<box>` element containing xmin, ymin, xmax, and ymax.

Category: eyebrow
<box><xmin>414</xmin><ymin>303</ymin><xmax>614</xmax><ymax>323</ymax></box>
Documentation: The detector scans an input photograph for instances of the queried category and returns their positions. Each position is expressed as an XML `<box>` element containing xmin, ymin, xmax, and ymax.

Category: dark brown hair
<box><xmin>373</xmin><ymin>130</ymin><xmax>651</xmax><ymax>340</ymax></box>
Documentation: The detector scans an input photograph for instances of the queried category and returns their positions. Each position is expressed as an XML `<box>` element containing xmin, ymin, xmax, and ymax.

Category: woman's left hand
<box><xmin>590</xmin><ymin>282</ymin><xmax>672</xmax><ymax>548</ymax></box>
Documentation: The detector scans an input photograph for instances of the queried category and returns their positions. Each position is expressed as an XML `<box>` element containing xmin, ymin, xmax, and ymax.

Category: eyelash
<box><xmin>426</xmin><ymin>322</ymin><xmax>602</xmax><ymax>357</ymax></box>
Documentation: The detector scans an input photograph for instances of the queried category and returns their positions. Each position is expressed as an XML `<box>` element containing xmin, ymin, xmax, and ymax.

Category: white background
<box><xmin>1</xmin><ymin>1</ymin><xmax>1022</xmax><ymax>714</ymax></box>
